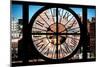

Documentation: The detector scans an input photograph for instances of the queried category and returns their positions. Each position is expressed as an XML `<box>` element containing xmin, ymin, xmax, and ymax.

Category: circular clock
<box><xmin>30</xmin><ymin>6</ymin><xmax>83</xmax><ymax>61</ymax></box>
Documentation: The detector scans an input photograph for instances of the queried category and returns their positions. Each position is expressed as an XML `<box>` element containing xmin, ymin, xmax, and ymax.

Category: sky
<box><xmin>29</xmin><ymin>5</ymin><xmax>43</xmax><ymax>21</ymax></box>
<box><xmin>11</xmin><ymin>4</ymin><xmax>96</xmax><ymax>23</ymax></box>
<box><xmin>87</xmin><ymin>8</ymin><xmax>96</xmax><ymax>21</ymax></box>
<box><xmin>70</xmin><ymin>7</ymin><xmax>82</xmax><ymax>16</ymax></box>
<box><xmin>11</xmin><ymin>4</ymin><xmax>22</xmax><ymax>22</ymax></box>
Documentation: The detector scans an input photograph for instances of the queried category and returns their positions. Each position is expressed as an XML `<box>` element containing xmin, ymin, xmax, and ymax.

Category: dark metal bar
<box><xmin>18</xmin><ymin>3</ymin><xmax>29</xmax><ymax>63</ymax></box>
<box><xmin>31</xmin><ymin>33</ymin><xmax>80</xmax><ymax>35</ymax></box>
<box><xmin>56</xmin><ymin>8</ymin><xmax>58</xmax><ymax>59</ymax></box>
<box><xmin>22</xmin><ymin>4</ymin><xmax>29</xmax><ymax>38</ymax></box>
<box><xmin>82</xmin><ymin>7</ymin><xmax>88</xmax><ymax>59</ymax></box>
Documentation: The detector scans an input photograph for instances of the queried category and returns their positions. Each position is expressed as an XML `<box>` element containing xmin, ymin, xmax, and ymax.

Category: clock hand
<box><xmin>60</xmin><ymin>36</ymin><xmax>66</xmax><ymax>44</ymax></box>
<box><xmin>47</xmin><ymin>27</ymin><xmax>54</xmax><ymax>32</ymax></box>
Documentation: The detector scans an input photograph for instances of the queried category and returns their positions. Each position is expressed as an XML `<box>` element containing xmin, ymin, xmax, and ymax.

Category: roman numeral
<box><xmin>60</xmin><ymin>46</ymin><xmax>67</xmax><ymax>57</ymax></box>
<box><xmin>50</xmin><ymin>8</ymin><xmax>56</xmax><ymax>17</ymax></box>
<box><xmin>36</xmin><ymin>20</ymin><xmax>44</xmax><ymax>27</ymax></box>
<box><xmin>58</xmin><ymin>8</ymin><xmax>62</xmax><ymax>17</ymax></box>
<box><xmin>40</xmin><ymin>42</ymin><xmax>49</xmax><ymax>53</ymax></box>
<box><xmin>50</xmin><ymin>8</ymin><xmax>56</xmax><ymax>23</ymax></box>
<box><xmin>63</xmin><ymin>11</ymin><xmax>71</xmax><ymax>20</ymax></box>
<box><xmin>44</xmin><ymin>48</ymin><xmax>50</xmax><ymax>56</ymax></box>
<box><xmin>63</xmin><ymin>12</ymin><xmax>67</xmax><ymax>18</ymax></box>
<box><xmin>65</xmin><ymin>16</ymin><xmax>74</xmax><ymax>26</ymax></box>
<box><xmin>36</xmin><ymin>40</ymin><xmax>44</xmax><ymax>51</ymax></box>
<box><xmin>67</xmin><ymin>12</ymin><xmax>71</xmax><ymax>18</ymax></box>
<box><xmin>39</xmin><ymin>15</ymin><xmax>49</xmax><ymax>26</ymax></box>
<box><xmin>36</xmin><ymin>40</ymin><xmax>43</xmax><ymax>45</ymax></box>
<box><xmin>58</xmin><ymin>46</ymin><xmax>67</xmax><ymax>58</ymax></box>
<box><xmin>44</xmin><ymin>12</ymin><xmax>49</xmax><ymax>19</ymax></box>
<box><xmin>58</xmin><ymin>9</ymin><xmax>62</xmax><ymax>23</ymax></box>
<box><xmin>51</xmin><ymin>45</ymin><xmax>56</xmax><ymax>59</ymax></box>
<box><xmin>58</xmin><ymin>49</ymin><xmax>60</xmax><ymax>58</ymax></box>
<box><xmin>69</xmin><ymin>36</ymin><xmax>78</xmax><ymax>46</ymax></box>
<box><xmin>51</xmin><ymin>53</ymin><xmax>56</xmax><ymax>59</ymax></box>
<box><xmin>70</xmin><ymin>39</ymin><xmax>77</xmax><ymax>46</ymax></box>
<box><xmin>38</xmin><ymin>43</ymin><xmax>44</xmax><ymax>51</ymax></box>
<box><xmin>68</xmin><ymin>38</ymin><xmax>75</xmax><ymax>52</ymax></box>
<box><xmin>63</xmin><ymin>42</ymin><xmax>71</xmax><ymax>53</ymax></box>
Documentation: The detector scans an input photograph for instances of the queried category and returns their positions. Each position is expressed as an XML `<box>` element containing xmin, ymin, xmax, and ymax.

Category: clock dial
<box><xmin>31</xmin><ymin>7</ymin><xmax>81</xmax><ymax>59</ymax></box>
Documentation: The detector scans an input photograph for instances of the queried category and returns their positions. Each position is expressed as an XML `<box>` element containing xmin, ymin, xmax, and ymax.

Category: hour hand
<box><xmin>47</xmin><ymin>27</ymin><xmax>54</xmax><ymax>32</ymax></box>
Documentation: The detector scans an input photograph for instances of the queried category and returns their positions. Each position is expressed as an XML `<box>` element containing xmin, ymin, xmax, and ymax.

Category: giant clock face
<box><xmin>30</xmin><ymin>7</ymin><xmax>82</xmax><ymax>60</ymax></box>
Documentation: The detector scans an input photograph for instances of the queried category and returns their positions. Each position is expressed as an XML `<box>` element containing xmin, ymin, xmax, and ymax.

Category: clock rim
<box><xmin>29</xmin><ymin>6</ymin><xmax>84</xmax><ymax>62</ymax></box>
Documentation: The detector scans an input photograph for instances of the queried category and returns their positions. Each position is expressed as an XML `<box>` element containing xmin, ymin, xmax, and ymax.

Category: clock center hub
<box><xmin>47</xmin><ymin>23</ymin><xmax>67</xmax><ymax>45</ymax></box>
